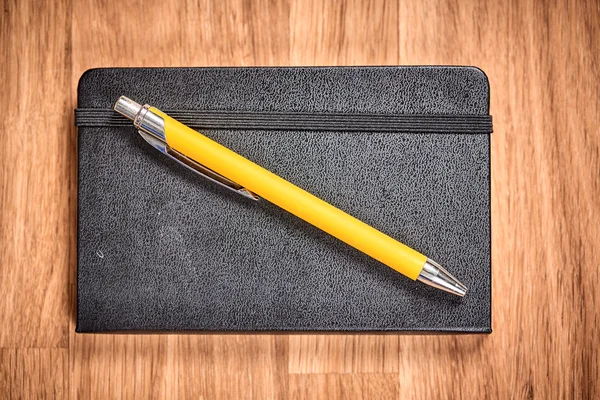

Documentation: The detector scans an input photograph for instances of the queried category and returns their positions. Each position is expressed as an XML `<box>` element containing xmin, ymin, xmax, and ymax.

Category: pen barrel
<box><xmin>153</xmin><ymin>108</ymin><xmax>427</xmax><ymax>280</ymax></box>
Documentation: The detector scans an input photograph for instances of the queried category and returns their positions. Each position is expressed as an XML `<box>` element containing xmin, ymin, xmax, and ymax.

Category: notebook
<box><xmin>75</xmin><ymin>66</ymin><xmax>492</xmax><ymax>333</ymax></box>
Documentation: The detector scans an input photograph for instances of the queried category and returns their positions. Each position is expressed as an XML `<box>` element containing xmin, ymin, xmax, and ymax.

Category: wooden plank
<box><xmin>69</xmin><ymin>335</ymin><xmax>170</xmax><ymax>399</ymax></box>
<box><xmin>288</xmin><ymin>335</ymin><xmax>399</xmax><ymax>373</ymax></box>
<box><xmin>289</xmin><ymin>373</ymin><xmax>398</xmax><ymax>400</ymax></box>
<box><xmin>0</xmin><ymin>349</ymin><xmax>68</xmax><ymax>399</ymax></box>
<box><xmin>69</xmin><ymin>334</ymin><xmax>286</xmax><ymax>399</ymax></box>
<box><xmin>180</xmin><ymin>0</ymin><xmax>290</xmax><ymax>66</ymax></box>
<box><xmin>0</xmin><ymin>0</ymin><xmax>71</xmax><ymax>348</ymax></box>
<box><xmin>175</xmin><ymin>335</ymin><xmax>286</xmax><ymax>399</ymax></box>
<box><xmin>290</xmin><ymin>0</ymin><xmax>399</xmax><ymax>65</ymax></box>
<box><xmin>71</xmin><ymin>0</ymin><xmax>291</xmax><ymax>79</ymax></box>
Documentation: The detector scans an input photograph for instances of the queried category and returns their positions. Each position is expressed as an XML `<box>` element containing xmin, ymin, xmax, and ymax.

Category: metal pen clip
<box><xmin>114</xmin><ymin>96</ymin><xmax>259</xmax><ymax>201</ymax></box>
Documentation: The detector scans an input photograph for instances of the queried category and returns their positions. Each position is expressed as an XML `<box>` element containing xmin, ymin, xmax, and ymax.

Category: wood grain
<box><xmin>1</xmin><ymin>0</ymin><xmax>598</xmax><ymax>398</ymax></box>
<box><xmin>0</xmin><ymin>0</ymin><xmax>71</xmax><ymax>349</ymax></box>
<box><xmin>289</xmin><ymin>373</ymin><xmax>399</xmax><ymax>400</ymax></box>
<box><xmin>0</xmin><ymin>349</ymin><xmax>68</xmax><ymax>399</ymax></box>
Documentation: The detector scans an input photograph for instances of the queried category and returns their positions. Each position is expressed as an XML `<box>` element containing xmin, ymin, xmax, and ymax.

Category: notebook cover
<box><xmin>76</xmin><ymin>66</ymin><xmax>492</xmax><ymax>333</ymax></box>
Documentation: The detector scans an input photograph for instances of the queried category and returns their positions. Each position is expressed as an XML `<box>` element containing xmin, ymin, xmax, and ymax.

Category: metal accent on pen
<box><xmin>114</xmin><ymin>96</ymin><xmax>468</xmax><ymax>297</ymax></box>
<box><xmin>114</xmin><ymin>97</ymin><xmax>259</xmax><ymax>200</ymax></box>
<box><xmin>418</xmin><ymin>259</ymin><xmax>467</xmax><ymax>296</ymax></box>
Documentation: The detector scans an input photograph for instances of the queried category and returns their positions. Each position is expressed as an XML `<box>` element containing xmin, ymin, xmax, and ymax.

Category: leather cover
<box><xmin>76</xmin><ymin>67</ymin><xmax>492</xmax><ymax>333</ymax></box>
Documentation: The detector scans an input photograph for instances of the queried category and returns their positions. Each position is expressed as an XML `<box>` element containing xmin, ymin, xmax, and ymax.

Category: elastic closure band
<box><xmin>75</xmin><ymin>109</ymin><xmax>493</xmax><ymax>134</ymax></box>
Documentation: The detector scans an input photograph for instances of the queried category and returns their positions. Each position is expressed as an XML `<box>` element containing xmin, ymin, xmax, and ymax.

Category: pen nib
<box><xmin>417</xmin><ymin>259</ymin><xmax>467</xmax><ymax>297</ymax></box>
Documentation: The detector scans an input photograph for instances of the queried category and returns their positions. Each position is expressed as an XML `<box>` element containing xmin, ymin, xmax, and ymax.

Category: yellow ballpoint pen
<box><xmin>115</xmin><ymin>96</ymin><xmax>467</xmax><ymax>296</ymax></box>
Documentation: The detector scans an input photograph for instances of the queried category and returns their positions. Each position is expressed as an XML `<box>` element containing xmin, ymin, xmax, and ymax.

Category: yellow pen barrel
<box><xmin>153</xmin><ymin>108</ymin><xmax>427</xmax><ymax>280</ymax></box>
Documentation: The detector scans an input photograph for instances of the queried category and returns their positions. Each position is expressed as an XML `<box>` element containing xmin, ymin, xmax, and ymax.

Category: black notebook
<box><xmin>75</xmin><ymin>66</ymin><xmax>492</xmax><ymax>333</ymax></box>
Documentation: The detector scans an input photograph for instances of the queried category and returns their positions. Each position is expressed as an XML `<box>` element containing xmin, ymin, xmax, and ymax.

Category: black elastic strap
<box><xmin>75</xmin><ymin>108</ymin><xmax>493</xmax><ymax>134</ymax></box>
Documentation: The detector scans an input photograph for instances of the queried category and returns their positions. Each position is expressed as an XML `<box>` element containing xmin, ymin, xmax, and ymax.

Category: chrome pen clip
<box><xmin>114</xmin><ymin>96</ymin><xmax>259</xmax><ymax>201</ymax></box>
<box><xmin>138</xmin><ymin>131</ymin><xmax>260</xmax><ymax>201</ymax></box>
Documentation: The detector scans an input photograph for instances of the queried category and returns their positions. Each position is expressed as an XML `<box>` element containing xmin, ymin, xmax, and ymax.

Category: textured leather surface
<box><xmin>76</xmin><ymin>67</ymin><xmax>492</xmax><ymax>333</ymax></box>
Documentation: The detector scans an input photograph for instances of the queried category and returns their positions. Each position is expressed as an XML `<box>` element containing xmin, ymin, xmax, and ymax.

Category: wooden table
<box><xmin>1</xmin><ymin>0</ymin><xmax>598</xmax><ymax>398</ymax></box>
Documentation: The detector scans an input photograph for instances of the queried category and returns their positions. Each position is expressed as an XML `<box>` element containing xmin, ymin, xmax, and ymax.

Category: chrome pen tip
<box><xmin>114</xmin><ymin>96</ymin><xmax>142</xmax><ymax>121</ymax></box>
<box><xmin>417</xmin><ymin>259</ymin><xmax>468</xmax><ymax>297</ymax></box>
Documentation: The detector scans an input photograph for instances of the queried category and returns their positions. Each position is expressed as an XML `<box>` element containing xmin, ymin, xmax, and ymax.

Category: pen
<box><xmin>114</xmin><ymin>96</ymin><xmax>468</xmax><ymax>296</ymax></box>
